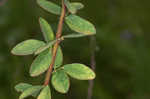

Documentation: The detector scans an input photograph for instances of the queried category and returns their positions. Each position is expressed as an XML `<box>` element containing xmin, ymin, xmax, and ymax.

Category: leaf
<box><xmin>52</xmin><ymin>70</ymin><xmax>70</xmax><ymax>93</ymax></box>
<box><xmin>11</xmin><ymin>39</ymin><xmax>45</xmax><ymax>55</ymax></box>
<box><xmin>63</xmin><ymin>33</ymin><xmax>88</xmax><ymax>39</ymax></box>
<box><xmin>34</xmin><ymin>39</ymin><xmax>57</xmax><ymax>55</ymax></box>
<box><xmin>19</xmin><ymin>85</ymin><xmax>43</xmax><ymax>99</ymax></box>
<box><xmin>64</xmin><ymin>0</ymin><xmax>76</xmax><ymax>14</ymax></box>
<box><xmin>54</xmin><ymin>46</ymin><xmax>63</xmax><ymax>69</ymax></box>
<box><xmin>63</xmin><ymin>63</ymin><xmax>96</xmax><ymax>80</ymax></box>
<box><xmin>37</xmin><ymin>0</ymin><xmax>61</xmax><ymax>15</ymax></box>
<box><xmin>15</xmin><ymin>83</ymin><xmax>39</xmax><ymax>97</ymax></box>
<box><xmin>30</xmin><ymin>49</ymin><xmax>52</xmax><ymax>77</ymax></box>
<box><xmin>65</xmin><ymin>14</ymin><xmax>96</xmax><ymax>35</ymax></box>
<box><xmin>70</xmin><ymin>2</ymin><xmax>84</xmax><ymax>10</ymax></box>
<box><xmin>39</xmin><ymin>17</ymin><xmax>54</xmax><ymax>42</ymax></box>
<box><xmin>37</xmin><ymin>85</ymin><xmax>51</xmax><ymax>99</ymax></box>
<box><xmin>15</xmin><ymin>83</ymin><xmax>32</xmax><ymax>92</ymax></box>
<box><xmin>64</xmin><ymin>1</ymin><xmax>84</xmax><ymax>14</ymax></box>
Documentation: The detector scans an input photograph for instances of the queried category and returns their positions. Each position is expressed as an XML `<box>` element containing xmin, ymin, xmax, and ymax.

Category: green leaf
<box><xmin>63</xmin><ymin>33</ymin><xmax>88</xmax><ymax>39</ymax></box>
<box><xmin>15</xmin><ymin>83</ymin><xmax>39</xmax><ymax>97</ymax></box>
<box><xmin>63</xmin><ymin>63</ymin><xmax>96</xmax><ymax>80</ymax></box>
<box><xmin>37</xmin><ymin>0</ymin><xmax>61</xmax><ymax>15</ymax></box>
<box><xmin>54</xmin><ymin>46</ymin><xmax>63</xmax><ymax>69</ymax></box>
<box><xmin>52</xmin><ymin>70</ymin><xmax>70</xmax><ymax>93</ymax></box>
<box><xmin>65</xmin><ymin>14</ymin><xmax>96</xmax><ymax>35</ymax></box>
<box><xmin>11</xmin><ymin>39</ymin><xmax>45</xmax><ymax>55</ymax></box>
<box><xmin>30</xmin><ymin>49</ymin><xmax>52</xmax><ymax>77</ymax></box>
<box><xmin>34</xmin><ymin>39</ymin><xmax>57</xmax><ymax>55</ymax></box>
<box><xmin>39</xmin><ymin>17</ymin><xmax>54</xmax><ymax>42</ymax></box>
<box><xmin>37</xmin><ymin>85</ymin><xmax>51</xmax><ymax>99</ymax></box>
<box><xmin>19</xmin><ymin>85</ymin><xmax>43</xmax><ymax>99</ymax></box>
<box><xmin>64</xmin><ymin>0</ymin><xmax>76</xmax><ymax>14</ymax></box>
<box><xmin>15</xmin><ymin>83</ymin><xmax>32</xmax><ymax>92</ymax></box>
<box><xmin>70</xmin><ymin>2</ymin><xmax>84</xmax><ymax>10</ymax></box>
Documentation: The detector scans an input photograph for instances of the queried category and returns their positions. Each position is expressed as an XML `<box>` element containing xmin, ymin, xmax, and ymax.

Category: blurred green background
<box><xmin>1</xmin><ymin>0</ymin><xmax>150</xmax><ymax>99</ymax></box>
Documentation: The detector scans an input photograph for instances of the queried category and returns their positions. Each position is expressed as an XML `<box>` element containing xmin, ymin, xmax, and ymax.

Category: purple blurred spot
<box><xmin>120</xmin><ymin>30</ymin><xmax>133</xmax><ymax>40</ymax></box>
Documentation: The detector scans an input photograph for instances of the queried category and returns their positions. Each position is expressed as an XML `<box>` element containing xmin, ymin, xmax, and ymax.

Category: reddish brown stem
<box><xmin>44</xmin><ymin>0</ymin><xmax>66</xmax><ymax>86</ymax></box>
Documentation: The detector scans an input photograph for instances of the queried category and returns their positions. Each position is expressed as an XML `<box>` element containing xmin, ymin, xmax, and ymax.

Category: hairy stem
<box><xmin>44</xmin><ymin>0</ymin><xmax>66</xmax><ymax>86</ymax></box>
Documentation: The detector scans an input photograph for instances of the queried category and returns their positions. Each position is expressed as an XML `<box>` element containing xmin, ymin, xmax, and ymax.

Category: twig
<box><xmin>0</xmin><ymin>0</ymin><xmax>7</xmax><ymax>6</ymax></box>
<box><xmin>44</xmin><ymin>0</ymin><xmax>66</xmax><ymax>86</ymax></box>
<box><xmin>87</xmin><ymin>36</ymin><xmax>96</xmax><ymax>99</ymax></box>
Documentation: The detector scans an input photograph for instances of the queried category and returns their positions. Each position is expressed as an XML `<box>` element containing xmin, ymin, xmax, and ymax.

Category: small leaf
<box><xmin>37</xmin><ymin>85</ymin><xmax>51</xmax><ymax>99</ymax></box>
<box><xmin>65</xmin><ymin>14</ymin><xmax>96</xmax><ymax>35</ymax></box>
<box><xmin>39</xmin><ymin>17</ymin><xmax>54</xmax><ymax>42</ymax></box>
<box><xmin>63</xmin><ymin>33</ymin><xmax>88</xmax><ymax>39</ymax></box>
<box><xmin>34</xmin><ymin>39</ymin><xmax>57</xmax><ymax>55</ymax></box>
<box><xmin>37</xmin><ymin>0</ymin><xmax>61</xmax><ymax>15</ymax></box>
<box><xmin>11</xmin><ymin>39</ymin><xmax>45</xmax><ymax>55</ymax></box>
<box><xmin>52</xmin><ymin>70</ymin><xmax>70</xmax><ymax>93</ymax></box>
<box><xmin>15</xmin><ymin>83</ymin><xmax>32</xmax><ymax>92</ymax></box>
<box><xmin>70</xmin><ymin>2</ymin><xmax>84</xmax><ymax>10</ymax></box>
<box><xmin>30</xmin><ymin>49</ymin><xmax>52</xmax><ymax>77</ymax></box>
<box><xmin>63</xmin><ymin>63</ymin><xmax>96</xmax><ymax>80</ymax></box>
<box><xmin>19</xmin><ymin>85</ymin><xmax>43</xmax><ymax>99</ymax></box>
<box><xmin>54</xmin><ymin>46</ymin><xmax>63</xmax><ymax>69</ymax></box>
<box><xmin>15</xmin><ymin>83</ymin><xmax>39</xmax><ymax>97</ymax></box>
<box><xmin>64</xmin><ymin>0</ymin><xmax>76</xmax><ymax>14</ymax></box>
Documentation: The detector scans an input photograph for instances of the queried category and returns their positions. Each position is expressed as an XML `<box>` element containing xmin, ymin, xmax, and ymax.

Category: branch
<box><xmin>44</xmin><ymin>0</ymin><xmax>66</xmax><ymax>86</ymax></box>
<box><xmin>0</xmin><ymin>0</ymin><xmax>7</xmax><ymax>6</ymax></box>
<box><xmin>87</xmin><ymin>36</ymin><xmax>96</xmax><ymax>99</ymax></box>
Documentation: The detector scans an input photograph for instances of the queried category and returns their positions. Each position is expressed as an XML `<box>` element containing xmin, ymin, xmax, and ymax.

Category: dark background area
<box><xmin>1</xmin><ymin>0</ymin><xmax>150</xmax><ymax>99</ymax></box>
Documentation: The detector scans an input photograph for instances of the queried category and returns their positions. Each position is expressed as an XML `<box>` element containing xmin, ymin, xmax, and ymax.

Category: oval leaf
<box><xmin>15</xmin><ymin>83</ymin><xmax>39</xmax><ymax>97</ymax></box>
<box><xmin>19</xmin><ymin>85</ymin><xmax>43</xmax><ymax>99</ymax></box>
<box><xmin>15</xmin><ymin>83</ymin><xmax>32</xmax><ymax>92</ymax></box>
<box><xmin>30</xmin><ymin>49</ymin><xmax>52</xmax><ymax>77</ymax></box>
<box><xmin>39</xmin><ymin>17</ymin><xmax>54</xmax><ymax>42</ymax></box>
<box><xmin>54</xmin><ymin>46</ymin><xmax>63</xmax><ymax>69</ymax></box>
<box><xmin>63</xmin><ymin>63</ymin><xmax>96</xmax><ymax>80</ymax></box>
<box><xmin>65</xmin><ymin>15</ymin><xmax>96</xmax><ymax>35</ymax></box>
<box><xmin>11</xmin><ymin>39</ymin><xmax>45</xmax><ymax>55</ymax></box>
<box><xmin>71</xmin><ymin>2</ymin><xmax>84</xmax><ymax>10</ymax></box>
<box><xmin>37</xmin><ymin>0</ymin><xmax>61</xmax><ymax>15</ymax></box>
<box><xmin>64</xmin><ymin>0</ymin><xmax>76</xmax><ymax>14</ymax></box>
<box><xmin>37</xmin><ymin>85</ymin><xmax>51</xmax><ymax>99</ymax></box>
<box><xmin>52</xmin><ymin>70</ymin><xmax>70</xmax><ymax>93</ymax></box>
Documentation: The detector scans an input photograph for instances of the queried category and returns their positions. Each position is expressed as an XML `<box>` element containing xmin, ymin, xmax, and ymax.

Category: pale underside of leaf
<box><xmin>64</xmin><ymin>0</ymin><xmax>76</xmax><ymax>14</ymax></box>
<box><xmin>30</xmin><ymin>49</ymin><xmax>52</xmax><ymax>77</ymax></box>
<box><xmin>65</xmin><ymin>14</ymin><xmax>96</xmax><ymax>35</ymax></box>
<box><xmin>39</xmin><ymin>17</ymin><xmax>54</xmax><ymax>42</ymax></box>
<box><xmin>63</xmin><ymin>63</ymin><xmax>96</xmax><ymax>80</ymax></box>
<box><xmin>37</xmin><ymin>0</ymin><xmax>61</xmax><ymax>15</ymax></box>
<box><xmin>52</xmin><ymin>70</ymin><xmax>70</xmax><ymax>93</ymax></box>
<box><xmin>34</xmin><ymin>40</ymin><xmax>57</xmax><ymax>55</ymax></box>
<box><xmin>15</xmin><ymin>83</ymin><xmax>40</xmax><ymax>97</ymax></box>
<box><xmin>37</xmin><ymin>85</ymin><xmax>51</xmax><ymax>99</ymax></box>
<box><xmin>70</xmin><ymin>2</ymin><xmax>84</xmax><ymax>10</ymax></box>
<box><xmin>19</xmin><ymin>85</ymin><xmax>43</xmax><ymax>99</ymax></box>
<box><xmin>11</xmin><ymin>39</ymin><xmax>45</xmax><ymax>55</ymax></box>
<box><xmin>15</xmin><ymin>83</ymin><xmax>32</xmax><ymax>92</ymax></box>
<box><xmin>63</xmin><ymin>33</ymin><xmax>89</xmax><ymax>39</ymax></box>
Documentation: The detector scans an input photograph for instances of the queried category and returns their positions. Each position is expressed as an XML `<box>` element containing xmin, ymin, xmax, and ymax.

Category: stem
<box><xmin>44</xmin><ymin>0</ymin><xmax>66</xmax><ymax>86</ymax></box>
<box><xmin>87</xmin><ymin>36</ymin><xmax>96</xmax><ymax>99</ymax></box>
<box><xmin>0</xmin><ymin>0</ymin><xmax>7</xmax><ymax>6</ymax></box>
